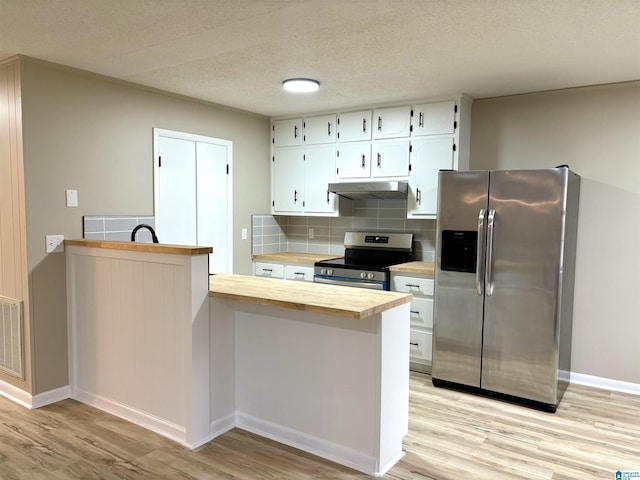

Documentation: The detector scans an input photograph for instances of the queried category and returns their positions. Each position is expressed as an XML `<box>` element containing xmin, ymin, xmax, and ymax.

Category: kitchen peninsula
<box><xmin>65</xmin><ymin>240</ymin><xmax>413</xmax><ymax>477</ymax></box>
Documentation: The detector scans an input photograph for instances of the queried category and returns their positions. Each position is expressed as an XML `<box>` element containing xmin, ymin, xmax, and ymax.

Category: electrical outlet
<box><xmin>308</xmin><ymin>228</ymin><xmax>314</xmax><ymax>239</ymax></box>
<box><xmin>45</xmin><ymin>235</ymin><xmax>65</xmax><ymax>253</ymax></box>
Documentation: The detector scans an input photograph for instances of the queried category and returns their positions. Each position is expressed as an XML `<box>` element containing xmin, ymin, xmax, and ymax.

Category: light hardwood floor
<box><xmin>1</xmin><ymin>372</ymin><xmax>638</xmax><ymax>479</ymax></box>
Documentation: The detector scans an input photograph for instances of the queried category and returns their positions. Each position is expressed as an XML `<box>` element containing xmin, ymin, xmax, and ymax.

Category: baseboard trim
<box><xmin>71</xmin><ymin>388</ymin><xmax>187</xmax><ymax>445</ymax></box>
<box><xmin>0</xmin><ymin>378</ymin><xmax>34</xmax><ymax>409</ymax></box>
<box><xmin>32</xmin><ymin>385</ymin><xmax>71</xmax><ymax>408</ymax></box>
<box><xmin>570</xmin><ymin>372</ymin><xmax>640</xmax><ymax>395</ymax></box>
<box><xmin>235</xmin><ymin>411</ymin><xmax>381</xmax><ymax>476</ymax></box>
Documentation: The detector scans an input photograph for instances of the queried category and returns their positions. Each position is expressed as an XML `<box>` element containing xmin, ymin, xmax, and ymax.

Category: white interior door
<box><xmin>154</xmin><ymin>129</ymin><xmax>233</xmax><ymax>274</ymax></box>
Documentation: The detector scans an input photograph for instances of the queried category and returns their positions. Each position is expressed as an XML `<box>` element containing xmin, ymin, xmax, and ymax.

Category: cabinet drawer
<box><xmin>409</xmin><ymin>297</ymin><xmax>433</xmax><ymax>328</ymax></box>
<box><xmin>409</xmin><ymin>329</ymin><xmax>432</xmax><ymax>362</ymax></box>
<box><xmin>392</xmin><ymin>275</ymin><xmax>434</xmax><ymax>296</ymax></box>
<box><xmin>284</xmin><ymin>265</ymin><xmax>315</xmax><ymax>282</ymax></box>
<box><xmin>254</xmin><ymin>262</ymin><xmax>285</xmax><ymax>279</ymax></box>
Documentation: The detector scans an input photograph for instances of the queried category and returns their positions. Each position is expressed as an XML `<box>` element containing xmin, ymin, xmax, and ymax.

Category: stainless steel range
<box><xmin>314</xmin><ymin>232</ymin><xmax>414</xmax><ymax>290</ymax></box>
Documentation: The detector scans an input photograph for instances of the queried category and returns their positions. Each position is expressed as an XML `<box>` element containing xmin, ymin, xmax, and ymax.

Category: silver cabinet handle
<box><xmin>328</xmin><ymin>122</ymin><xmax>331</xmax><ymax>136</ymax></box>
<box><xmin>294</xmin><ymin>190</ymin><xmax>298</xmax><ymax>203</ymax></box>
<box><xmin>377</xmin><ymin>153</ymin><xmax>381</xmax><ymax>168</ymax></box>
<box><xmin>378</xmin><ymin>116</ymin><xmax>382</xmax><ymax>131</ymax></box>
<box><xmin>294</xmin><ymin>125</ymin><xmax>298</xmax><ymax>138</ymax></box>
<box><xmin>485</xmin><ymin>209</ymin><xmax>496</xmax><ymax>296</ymax></box>
<box><xmin>476</xmin><ymin>209</ymin><xmax>486</xmax><ymax>295</ymax></box>
<box><xmin>362</xmin><ymin>118</ymin><xmax>367</xmax><ymax>133</ymax></box>
<box><xmin>416</xmin><ymin>188</ymin><xmax>421</xmax><ymax>205</ymax></box>
<box><xmin>326</xmin><ymin>190</ymin><xmax>330</xmax><ymax>203</ymax></box>
<box><xmin>262</xmin><ymin>268</ymin><xmax>272</xmax><ymax>273</ymax></box>
<box><xmin>361</xmin><ymin>154</ymin><xmax>366</xmax><ymax>168</ymax></box>
<box><xmin>419</xmin><ymin>112</ymin><xmax>424</xmax><ymax>127</ymax></box>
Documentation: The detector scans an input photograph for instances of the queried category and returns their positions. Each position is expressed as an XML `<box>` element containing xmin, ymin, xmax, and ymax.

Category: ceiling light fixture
<box><xmin>282</xmin><ymin>78</ymin><xmax>320</xmax><ymax>93</ymax></box>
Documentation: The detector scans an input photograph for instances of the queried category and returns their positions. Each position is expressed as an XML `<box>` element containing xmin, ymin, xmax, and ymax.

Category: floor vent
<box><xmin>0</xmin><ymin>295</ymin><xmax>24</xmax><ymax>379</ymax></box>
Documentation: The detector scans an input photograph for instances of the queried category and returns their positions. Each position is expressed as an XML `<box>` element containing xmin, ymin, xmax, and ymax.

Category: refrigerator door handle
<box><xmin>476</xmin><ymin>209</ymin><xmax>486</xmax><ymax>295</ymax></box>
<box><xmin>485</xmin><ymin>209</ymin><xmax>496</xmax><ymax>296</ymax></box>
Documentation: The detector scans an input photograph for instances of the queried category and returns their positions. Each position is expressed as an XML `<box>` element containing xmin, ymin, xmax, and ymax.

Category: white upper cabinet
<box><xmin>407</xmin><ymin>136</ymin><xmax>454</xmax><ymax>218</ymax></box>
<box><xmin>337</xmin><ymin>110</ymin><xmax>372</xmax><ymax>142</ymax></box>
<box><xmin>372</xmin><ymin>140</ymin><xmax>410</xmax><ymax>178</ymax></box>
<box><xmin>373</xmin><ymin>106</ymin><xmax>412</xmax><ymax>139</ymax></box>
<box><xmin>272</xmin><ymin>148</ymin><xmax>303</xmax><ymax>213</ymax></box>
<box><xmin>304</xmin><ymin>114</ymin><xmax>336</xmax><ymax>144</ymax></box>
<box><xmin>412</xmin><ymin>101</ymin><xmax>456</xmax><ymax>136</ymax></box>
<box><xmin>273</xmin><ymin>118</ymin><xmax>303</xmax><ymax>147</ymax></box>
<box><xmin>303</xmin><ymin>145</ymin><xmax>337</xmax><ymax>213</ymax></box>
<box><xmin>336</xmin><ymin>142</ymin><xmax>371</xmax><ymax>179</ymax></box>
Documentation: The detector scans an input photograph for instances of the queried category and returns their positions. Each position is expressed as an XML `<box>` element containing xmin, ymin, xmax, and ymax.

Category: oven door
<box><xmin>313</xmin><ymin>275</ymin><xmax>386</xmax><ymax>290</ymax></box>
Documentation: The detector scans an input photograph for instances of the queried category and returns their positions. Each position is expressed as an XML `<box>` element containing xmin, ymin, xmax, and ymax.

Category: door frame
<box><xmin>153</xmin><ymin>128</ymin><xmax>233</xmax><ymax>273</ymax></box>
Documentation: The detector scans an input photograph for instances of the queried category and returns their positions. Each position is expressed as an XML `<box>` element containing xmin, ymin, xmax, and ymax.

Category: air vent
<box><xmin>0</xmin><ymin>296</ymin><xmax>24</xmax><ymax>379</ymax></box>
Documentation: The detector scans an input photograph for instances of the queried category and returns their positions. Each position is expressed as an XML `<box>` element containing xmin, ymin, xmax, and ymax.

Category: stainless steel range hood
<box><xmin>328</xmin><ymin>181</ymin><xmax>409</xmax><ymax>200</ymax></box>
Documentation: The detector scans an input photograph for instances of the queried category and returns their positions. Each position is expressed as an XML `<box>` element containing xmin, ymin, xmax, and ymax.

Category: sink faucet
<box><xmin>131</xmin><ymin>224</ymin><xmax>159</xmax><ymax>243</ymax></box>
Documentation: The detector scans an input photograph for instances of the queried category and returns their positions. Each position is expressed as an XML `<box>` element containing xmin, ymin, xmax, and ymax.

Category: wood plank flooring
<box><xmin>1</xmin><ymin>372</ymin><xmax>638</xmax><ymax>479</ymax></box>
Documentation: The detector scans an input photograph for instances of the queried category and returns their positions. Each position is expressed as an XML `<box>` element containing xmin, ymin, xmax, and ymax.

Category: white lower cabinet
<box><xmin>254</xmin><ymin>261</ymin><xmax>314</xmax><ymax>282</ymax></box>
<box><xmin>391</xmin><ymin>272</ymin><xmax>434</xmax><ymax>373</ymax></box>
<box><xmin>254</xmin><ymin>261</ymin><xmax>285</xmax><ymax>279</ymax></box>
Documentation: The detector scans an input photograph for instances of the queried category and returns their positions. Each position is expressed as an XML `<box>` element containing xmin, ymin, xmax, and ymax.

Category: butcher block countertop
<box><xmin>209</xmin><ymin>273</ymin><xmax>412</xmax><ymax>320</ymax></box>
<box><xmin>252</xmin><ymin>252</ymin><xmax>340</xmax><ymax>264</ymax></box>
<box><xmin>389</xmin><ymin>261</ymin><xmax>435</xmax><ymax>276</ymax></box>
<box><xmin>65</xmin><ymin>239</ymin><xmax>212</xmax><ymax>256</ymax></box>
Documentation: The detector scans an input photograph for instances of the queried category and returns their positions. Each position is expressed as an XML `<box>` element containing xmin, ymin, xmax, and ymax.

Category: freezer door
<box><xmin>432</xmin><ymin>170</ymin><xmax>489</xmax><ymax>387</ymax></box>
<box><xmin>481</xmin><ymin>169</ymin><xmax>567</xmax><ymax>404</ymax></box>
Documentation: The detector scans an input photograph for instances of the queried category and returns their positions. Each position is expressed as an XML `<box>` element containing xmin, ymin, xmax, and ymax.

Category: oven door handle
<box><xmin>313</xmin><ymin>276</ymin><xmax>385</xmax><ymax>290</ymax></box>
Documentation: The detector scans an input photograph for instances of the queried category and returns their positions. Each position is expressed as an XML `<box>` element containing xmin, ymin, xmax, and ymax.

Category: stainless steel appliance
<box><xmin>432</xmin><ymin>167</ymin><xmax>580</xmax><ymax>411</ymax></box>
<box><xmin>314</xmin><ymin>232</ymin><xmax>414</xmax><ymax>290</ymax></box>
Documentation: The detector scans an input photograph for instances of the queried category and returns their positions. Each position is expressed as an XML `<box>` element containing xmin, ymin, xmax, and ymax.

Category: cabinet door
<box><xmin>336</xmin><ymin>142</ymin><xmax>371</xmax><ymax>179</ymax></box>
<box><xmin>304</xmin><ymin>114</ymin><xmax>336</xmax><ymax>144</ymax></box>
<box><xmin>303</xmin><ymin>145</ymin><xmax>337</xmax><ymax>213</ymax></box>
<box><xmin>412</xmin><ymin>101</ymin><xmax>456</xmax><ymax>136</ymax></box>
<box><xmin>272</xmin><ymin>118</ymin><xmax>303</xmax><ymax>147</ymax></box>
<box><xmin>337</xmin><ymin>110</ymin><xmax>372</xmax><ymax>142</ymax></box>
<box><xmin>373</xmin><ymin>105</ymin><xmax>411</xmax><ymax>139</ymax></box>
<box><xmin>408</xmin><ymin>137</ymin><xmax>454</xmax><ymax>217</ymax></box>
<box><xmin>371</xmin><ymin>139</ymin><xmax>410</xmax><ymax>178</ymax></box>
<box><xmin>272</xmin><ymin>148</ymin><xmax>303</xmax><ymax>213</ymax></box>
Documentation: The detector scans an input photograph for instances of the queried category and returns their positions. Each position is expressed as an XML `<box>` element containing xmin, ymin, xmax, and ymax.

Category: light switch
<box><xmin>45</xmin><ymin>235</ymin><xmax>65</xmax><ymax>253</ymax></box>
<box><xmin>241</xmin><ymin>228</ymin><xmax>248</xmax><ymax>240</ymax></box>
<box><xmin>66</xmin><ymin>189</ymin><xmax>78</xmax><ymax>207</ymax></box>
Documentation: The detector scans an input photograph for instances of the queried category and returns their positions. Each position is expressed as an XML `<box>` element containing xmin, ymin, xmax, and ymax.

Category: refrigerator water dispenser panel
<box><xmin>441</xmin><ymin>230</ymin><xmax>477</xmax><ymax>273</ymax></box>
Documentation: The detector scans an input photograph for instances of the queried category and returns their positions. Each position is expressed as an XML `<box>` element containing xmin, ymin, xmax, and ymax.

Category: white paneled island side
<box><xmin>65</xmin><ymin>240</ymin><xmax>413</xmax><ymax>477</ymax></box>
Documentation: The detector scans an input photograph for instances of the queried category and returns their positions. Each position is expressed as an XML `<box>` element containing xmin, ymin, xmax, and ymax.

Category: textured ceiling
<box><xmin>1</xmin><ymin>0</ymin><xmax>639</xmax><ymax>117</ymax></box>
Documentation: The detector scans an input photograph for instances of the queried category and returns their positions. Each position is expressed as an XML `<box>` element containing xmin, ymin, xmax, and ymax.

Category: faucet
<box><xmin>131</xmin><ymin>224</ymin><xmax>159</xmax><ymax>243</ymax></box>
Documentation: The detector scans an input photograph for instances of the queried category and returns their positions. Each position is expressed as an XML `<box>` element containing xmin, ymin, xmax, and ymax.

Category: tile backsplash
<box><xmin>252</xmin><ymin>199</ymin><xmax>436</xmax><ymax>262</ymax></box>
<box><xmin>83</xmin><ymin>215</ymin><xmax>156</xmax><ymax>242</ymax></box>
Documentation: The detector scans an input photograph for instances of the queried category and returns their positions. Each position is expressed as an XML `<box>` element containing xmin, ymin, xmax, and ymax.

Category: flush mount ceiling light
<box><xmin>282</xmin><ymin>78</ymin><xmax>320</xmax><ymax>93</ymax></box>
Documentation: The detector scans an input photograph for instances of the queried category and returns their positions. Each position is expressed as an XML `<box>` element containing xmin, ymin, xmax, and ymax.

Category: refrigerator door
<box><xmin>481</xmin><ymin>169</ymin><xmax>567</xmax><ymax>404</ymax></box>
<box><xmin>432</xmin><ymin>170</ymin><xmax>489</xmax><ymax>387</ymax></box>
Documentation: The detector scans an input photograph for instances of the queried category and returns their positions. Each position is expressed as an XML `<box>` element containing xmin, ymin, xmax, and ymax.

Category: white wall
<box><xmin>470</xmin><ymin>81</ymin><xmax>640</xmax><ymax>384</ymax></box>
<box><xmin>19</xmin><ymin>57</ymin><xmax>270</xmax><ymax>393</ymax></box>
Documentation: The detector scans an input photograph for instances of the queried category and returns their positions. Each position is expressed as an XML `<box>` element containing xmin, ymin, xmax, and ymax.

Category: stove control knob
<box><xmin>320</xmin><ymin>268</ymin><xmax>326</xmax><ymax>275</ymax></box>
<box><xmin>367</xmin><ymin>272</ymin><xmax>375</xmax><ymax>280</ymax></box>
<box><xmin>326</xmin><ymin>269</ymin><xmax>333</xmax><ymax>275</ymax></box>
<box><xmin>360</xmin><ymin>272</ymin><xmax>367</xmax><ymax>279</ymax></box>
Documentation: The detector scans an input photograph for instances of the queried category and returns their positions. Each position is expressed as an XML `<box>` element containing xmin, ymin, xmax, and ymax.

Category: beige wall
<box><xmin>470</xmin><ymin>81</ymin><xmax>640</xmax><ymax>384</ymax></box>
<box><xmin>19</xmin><ymin>57</ymin><xmax>270</xmax><ymax>393</ymax></box>
<box><xmin>0</xmin><ymin>58</ymin><xmax>32</xmax><ymax>392</ymax></box>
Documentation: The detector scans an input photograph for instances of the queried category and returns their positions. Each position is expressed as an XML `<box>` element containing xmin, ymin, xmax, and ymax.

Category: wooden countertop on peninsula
<box><xmin>389</xmin><ymin>261</ymin><xmax>435</xmax><ymax>276</ymax></box>
<box><xmin>65</xmin><ymin>239</ymin><xmax>213</xmax><ymax>256</ymax></box>
<box><xmin>252</xmin><ymin>252</ymin><xmax>340</xmax><ymax>265</ymax></box>
<box><xmin>209</xmin><ymin>273</ymin><xmax>412</xmax><ymax>320</ymax></box>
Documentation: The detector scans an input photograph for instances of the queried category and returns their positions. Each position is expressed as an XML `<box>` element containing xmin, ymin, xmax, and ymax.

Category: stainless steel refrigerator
<box><xmin>431</xmin><ymin>167</ymin><xmax>580</xmax><ymax>411</ymax></box>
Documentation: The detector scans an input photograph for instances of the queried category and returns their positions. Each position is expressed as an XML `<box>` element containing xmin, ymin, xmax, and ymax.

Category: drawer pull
<box><xmin>262</xmin><ymin>268</ymin><xmax>273</xmax><ymax>273</ymax></box>
<box><xmin>410</xmin><ymin>310</ymin><xmax>420</xmax><ymax>315</ymax></box>
<box><xmin>405</xmin><ymin>283</ymin><xmax>420</xmax><ymax>288</ymax></box>
<box><xmin>410</xmin><ymin>342</ymin><xmax>420</xmax><ymax>347</ymax></box>
<box><xmin>294</xmin><ymin>271</ymin><xmax>304</xmax><ymax>276</ymax></box>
